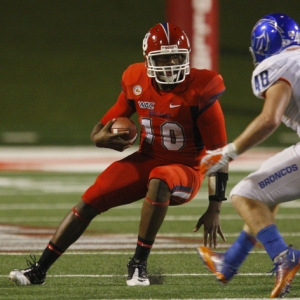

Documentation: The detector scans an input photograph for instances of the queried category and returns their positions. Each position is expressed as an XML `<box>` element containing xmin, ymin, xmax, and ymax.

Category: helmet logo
<box><xmin>143</xmin><ymin>33</ymin><xmax>151</xmax><ymax>55</ymax></box>
<box><xmin>133</xmin><ymin>85</ymin><xmax>142</xmax><ymax>96</ymax></box>
<box><xmin>254</xmin><ymin>31</ymin><xmax>270</xmax><ymax>54</ymax></box>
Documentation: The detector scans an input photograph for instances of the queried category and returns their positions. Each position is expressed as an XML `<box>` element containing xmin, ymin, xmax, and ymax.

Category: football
<box><xmin>110</xmin><ymin>117</ymin><xmax>138</xmax><ymax>143</ymax></box>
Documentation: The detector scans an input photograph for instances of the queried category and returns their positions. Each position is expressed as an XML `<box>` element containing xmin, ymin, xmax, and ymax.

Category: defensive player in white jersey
<box><xmin>197</xmin><ymin>13</ymin><xmax>300</xmax><ymax>298</ymax></box>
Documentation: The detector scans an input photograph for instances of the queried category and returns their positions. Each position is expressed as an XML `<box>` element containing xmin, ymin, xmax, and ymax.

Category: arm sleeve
<box><xmin>199</xmin><ymin>73</ymin><xmax>225</xmax><ymax>111</ymax></box>
<box><xmin>100</xmin><ymin>92</ymin><xmax>135</xmax><ymax>125</ymax></box>
<box><xmin>197</xmin><ymin>100</ymin><xmax>227</xmax><ymax>150</ymax></box>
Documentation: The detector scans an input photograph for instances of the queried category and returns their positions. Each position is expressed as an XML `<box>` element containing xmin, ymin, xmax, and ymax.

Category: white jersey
<box><xmin>231</xmin><ymin>49</ymin><xmax>300</xmax><ymax>205</ymax></box>
<box><xmin>251</xmin><ymin>49</ymin><xmax>300</xmax><ymax>137</ymax></box>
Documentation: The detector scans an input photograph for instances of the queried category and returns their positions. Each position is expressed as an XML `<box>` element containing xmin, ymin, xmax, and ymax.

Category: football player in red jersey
<box><xmin>9</xmin><ymin>23</ymin><xmax>228</xmax><ymax>286</ymax></box>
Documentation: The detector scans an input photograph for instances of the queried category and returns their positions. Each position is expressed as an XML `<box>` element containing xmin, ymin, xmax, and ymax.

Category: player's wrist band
<box><xmin>208</xmin><ymin>172</ymin><xmax>228</xmax><ymax>201</ymax></box>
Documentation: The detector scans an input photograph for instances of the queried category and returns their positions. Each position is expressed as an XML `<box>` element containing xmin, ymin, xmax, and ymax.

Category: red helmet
<box><xmin>142</xmin><ymin>23</ymin><xmax>191</xmax><ymax>84</ymax></box>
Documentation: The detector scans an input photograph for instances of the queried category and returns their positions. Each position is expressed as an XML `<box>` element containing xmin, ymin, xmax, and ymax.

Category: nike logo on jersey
<box><xmin>169</xmin><ymin>103</ymin><xmax>181</xmax><ymax>108</ymax></box>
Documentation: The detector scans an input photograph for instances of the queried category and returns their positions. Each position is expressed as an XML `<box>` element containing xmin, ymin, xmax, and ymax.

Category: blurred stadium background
<box><xmin>1</xmin><ymin>0</ymin><xmax>300</xmax><ymax>146</ymax></box>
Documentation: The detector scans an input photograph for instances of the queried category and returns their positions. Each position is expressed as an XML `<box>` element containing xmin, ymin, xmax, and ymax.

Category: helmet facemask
<box><xmin>146</xmin><ymin>48</ymin><xmax>190</xmax><ymax>84</ymax></box>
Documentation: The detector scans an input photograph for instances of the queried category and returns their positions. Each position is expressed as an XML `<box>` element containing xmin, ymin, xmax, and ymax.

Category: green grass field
<box><xmin>1</xmin><ymin>171</ymin><xmax>300</xmax><ymax>299</ymax></box>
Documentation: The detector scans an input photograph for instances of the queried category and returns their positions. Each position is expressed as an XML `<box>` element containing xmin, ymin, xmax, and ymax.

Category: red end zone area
<box><xmin>0</xmin><ymin>146</ymin><xmax>282</xmax><ymax>173</ymax></box>
<box><xmin>0</xmin><ymin>224</ymin><xmax>237</xmax><ymax>253</ymax></box>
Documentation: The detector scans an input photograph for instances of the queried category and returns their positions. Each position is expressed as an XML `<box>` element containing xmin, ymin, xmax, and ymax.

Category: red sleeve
<box><xmin>199</xmin><ymin>73</ymin><xmax>225</xmax><ymax>110</ymax></box>
<box><xmin>197</xmin><ymin>100</ymin><xmax>227</xmax><ymax>150</ymax></box>
<box><xmin>100</xmin><ymin>92</ymin><xmax>135</xmax><ymax>125</ymax></box>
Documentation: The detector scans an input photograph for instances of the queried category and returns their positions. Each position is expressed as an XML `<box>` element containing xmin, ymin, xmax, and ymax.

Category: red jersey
<box><xmin>100</xmin><ymin>62</ymin><xmax>227</xmax><ymax>169</ymax></box>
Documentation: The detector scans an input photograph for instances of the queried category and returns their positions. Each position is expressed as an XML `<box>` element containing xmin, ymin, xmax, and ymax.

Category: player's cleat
<box><xmin>197</xmin><ymin>246</ymin><xmax>237</xmax><ymax>284</ymax></box>
<box><xmin>270</xmin><ymin>248</ymin><xmax>300</xmax><ymax>298</ymax></box>
<box><xmin>9</xmin><ymin>255</ymin><xmax>46</xmax><ymax>286</ymax></box>
<box><xmin>126</xmin><ymin>258</ymin><xmax>150</xmax><ymax>286</ymax></box>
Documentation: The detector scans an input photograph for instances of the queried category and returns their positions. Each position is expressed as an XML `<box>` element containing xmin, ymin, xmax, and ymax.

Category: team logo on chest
<box><xmin>133</xmin><ymin>85</ymin><xmax>142</xmax><ymax>96</ymax></box>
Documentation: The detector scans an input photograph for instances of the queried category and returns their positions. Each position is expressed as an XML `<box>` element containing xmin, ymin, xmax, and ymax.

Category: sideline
<box><xmin>0</xmin><ymin>146</ymin><xmax>282</xmax><ymax>172</ymax></box>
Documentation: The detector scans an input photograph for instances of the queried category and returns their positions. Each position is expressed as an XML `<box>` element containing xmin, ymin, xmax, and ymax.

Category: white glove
<box><xmin>200</xmin><ymin>143</ymin><xmax>238</xmax><ymax>175</ymax></box>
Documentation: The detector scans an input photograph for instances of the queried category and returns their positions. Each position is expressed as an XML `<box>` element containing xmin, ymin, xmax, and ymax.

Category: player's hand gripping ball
<box><xmin>110</xmin><ymin>117</ymin><xmax>138</xmax><ymax>143</ymax></box>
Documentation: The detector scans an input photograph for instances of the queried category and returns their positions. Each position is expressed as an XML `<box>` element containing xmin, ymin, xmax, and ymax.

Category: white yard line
<box><xmin>1</xmin><ymin>273</ymin><xmax>298</xmax><ymax>278</ymax></box>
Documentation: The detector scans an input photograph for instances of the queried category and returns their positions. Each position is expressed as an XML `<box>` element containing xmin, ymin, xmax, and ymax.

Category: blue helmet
<box><xmin>250</xmin><ymin>13</ymin><xmax>300</xmax><ymax>66</ymax></box>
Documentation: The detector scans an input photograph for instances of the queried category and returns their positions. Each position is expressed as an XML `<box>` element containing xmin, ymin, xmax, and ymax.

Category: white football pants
<box><xmin>230</xmin><ymin>142</ymin><xmax>300</xmax><ymax>206</ymax></box>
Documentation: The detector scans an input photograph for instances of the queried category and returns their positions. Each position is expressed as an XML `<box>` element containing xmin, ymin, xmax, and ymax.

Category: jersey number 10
<box><xmin>142</xmin><ymin>118</ymin><xmax>185</xmax><ymax>151</ymax></box>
